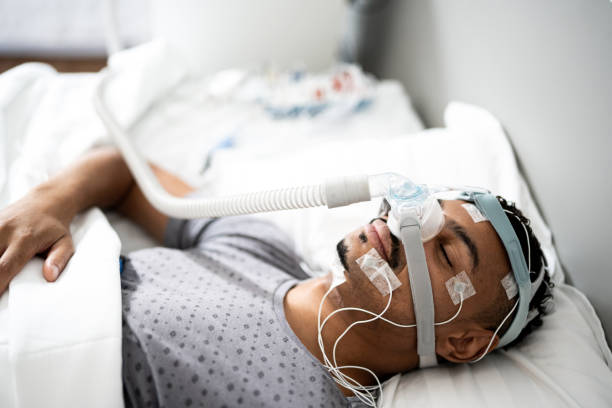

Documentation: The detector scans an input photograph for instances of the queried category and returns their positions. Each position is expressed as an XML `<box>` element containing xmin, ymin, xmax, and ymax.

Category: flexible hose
<box><xmin>93</xmin><ymin>71</ymin><xmax>335</xmax><ymax>219</ymax></box>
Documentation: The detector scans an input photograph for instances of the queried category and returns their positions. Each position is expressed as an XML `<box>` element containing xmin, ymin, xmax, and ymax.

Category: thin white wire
<box><xmin>329</xmin><ymin>280</ymin><xmax>394</xmax><ymax>405</ymax></box>
<box><xmin>318</xmin><ymin>292</ymin><xmax>462</xmax><ymax>331</ymax></box>
<box><xmin>434</xmin><ymin>295</ymin><xmax>464</xmax><ymax>326</ymax></box>
<box><xmin>317</xmin><ymin>278</ymin><xmax>389</xmax><ymax>406</ymax></box>
<box><xmin>503</xmin><ymin>209</ymin><xmax>532</xmax><ymax>272</ymax></box>
<box><xmin>317</xmin><ymin>269</ymin><xmax>465</xmax><ymax>407</ymax></box>
<box><xmin>470</xmin><ymin>299</ymin><xmax>519</xmax><ymax>364</ymax></box>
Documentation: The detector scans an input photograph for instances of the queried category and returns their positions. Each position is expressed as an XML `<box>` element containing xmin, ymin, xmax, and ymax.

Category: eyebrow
<box><xmin>389</xmin><ymin>199</ymin><xmax>479</xmax><ymax>270</ymax></box>
<box><xmin>447</xmin><ymin>219</ymin><xmax>480</xmax><ymax>271</ymax></box>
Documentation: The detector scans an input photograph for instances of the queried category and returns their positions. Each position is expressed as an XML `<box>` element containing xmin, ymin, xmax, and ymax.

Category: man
<box><xmin>0</xmin><ymin>147</ymin><xmax>553</xmax><ymax>408</ymax></box>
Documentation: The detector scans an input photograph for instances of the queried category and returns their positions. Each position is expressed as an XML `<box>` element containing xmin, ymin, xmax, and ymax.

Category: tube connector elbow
<box><xmin>325</xmin><ymin>175</ymin><xmax>371</xmax><ymax>208</ymax></box>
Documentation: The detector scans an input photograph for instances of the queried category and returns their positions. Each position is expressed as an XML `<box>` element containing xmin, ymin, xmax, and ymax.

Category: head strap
<box><xmin>399</xmin><ymin>214</ymin><xmax>437</xmax><ymax>367</ymax></box>
<box><xmin>470</xmin><ymin>193</ymin><xmax>532</xmax><ymax>348</ymax></box>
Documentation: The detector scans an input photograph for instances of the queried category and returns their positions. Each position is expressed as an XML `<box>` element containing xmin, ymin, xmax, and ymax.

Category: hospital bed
<box><xmin>2</xmin><ymin>3</ymin><xmax>612</xmax><ymax>407</ymax></box>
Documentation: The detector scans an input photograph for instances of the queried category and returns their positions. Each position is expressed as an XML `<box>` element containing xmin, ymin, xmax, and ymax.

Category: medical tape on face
<box><xmin>501</xmin><ymin>272</ymin><xmax>518</xmax><ymax>300</ymax></box>
<box><xmin>462</xmin><ymin>203</ymin><xmax>488</xmax><ymax>223</ymax></box>
<box><xmin>445</xmin><ymin>270</ymin><xmax>476</xmax><ymax>305</ymax></box>
<box><xmin>355</xmin><ymin>248</ymin><xmax>401</xmax><ymax>296</ymax></box>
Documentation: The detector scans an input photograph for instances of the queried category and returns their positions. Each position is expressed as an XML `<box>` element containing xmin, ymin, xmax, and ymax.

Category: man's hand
<box><xmin>0</xmin><ymin>147</ymin><xmax>194</xmax><ymax>295</ymax></box>
<box><xmin>0</xmin><ymin>185</ymin><xmax>76</xmax><ymax>295</ymax></box>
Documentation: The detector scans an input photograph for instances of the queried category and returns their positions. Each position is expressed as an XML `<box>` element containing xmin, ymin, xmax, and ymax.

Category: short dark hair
<box><xmin>493</xmin><ymin>196</ymin><xmax>555</xmax><ymax>348</ymax></box>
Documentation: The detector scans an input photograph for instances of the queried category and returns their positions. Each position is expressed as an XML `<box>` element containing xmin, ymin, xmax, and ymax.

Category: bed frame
<box><xmin>347</xmin><ymin>0</ymin><xmax>612</xmax><ymax>342</ymax></box>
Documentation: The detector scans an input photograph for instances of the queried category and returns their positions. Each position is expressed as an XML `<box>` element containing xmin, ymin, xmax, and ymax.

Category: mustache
<box><xmin>388</xmin><ymin>231</ymin><xmax>401</xmax><ymax>269</ymax></box>
<box><xmin>336</xmin><ymin>216</ymin><xmax>402</xmax><ymax>273</ymax></box>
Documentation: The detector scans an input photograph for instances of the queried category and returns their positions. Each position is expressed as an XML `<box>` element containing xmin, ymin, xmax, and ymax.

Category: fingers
<box><xmin>43</xmin><ymin>235</ymin><xmax>75</xmax><ymax>282</ymax></box>
<box><xmin>0</xmin><ymin>244</ymin><xmax>35</xmax><ymax>295</ymax></box>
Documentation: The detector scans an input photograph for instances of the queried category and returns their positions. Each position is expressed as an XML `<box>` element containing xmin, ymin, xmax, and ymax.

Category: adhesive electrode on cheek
<box><xmin>445</xmin><ymin>271</ymin><xmax>476</xmax><ymax>305</ymax></box>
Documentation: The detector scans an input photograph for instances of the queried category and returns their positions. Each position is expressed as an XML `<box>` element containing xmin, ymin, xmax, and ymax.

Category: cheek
<box><xmin>421</xmin><ymin>244</ymin><xmax>458</xmax><ymax>322</ymax></box>
<box><xmin>337</xmin><ymin>233</ymin><xmax>417</xmax><ymax>323</ymax></box>
<box><xmin>336</xmin><ymin>258</ymin><xmax>388</xmax><ymax>310</ymax></box>
<box><xmin>430</xmin><ymin>274</ymin><xmax>457</xmax><ymax>322</ymax></box>
<box><xmin>383</xmin><ymin>268</ymin><xmax>416</xmax><ymax>325</ymax></box>
<box><xmin>343</xmin><ymin>234</ymin><xmax>376</xmax><ymax>276</ymax></box>
<box><xmin>344</xmin><ymin>230</ymin><xmax>370</xmax><ymax>256</ymax></box>
<box><xmin>336</xmin><ymin>264</ymin><xmax>411</xmax><ymax>321</ymax></box>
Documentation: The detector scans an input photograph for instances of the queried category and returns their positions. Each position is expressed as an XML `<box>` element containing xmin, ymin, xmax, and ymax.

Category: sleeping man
<box><xmin>0</xmin><ymin>147</ymin><xmax>553</xmax><ymax>408</ymax></box>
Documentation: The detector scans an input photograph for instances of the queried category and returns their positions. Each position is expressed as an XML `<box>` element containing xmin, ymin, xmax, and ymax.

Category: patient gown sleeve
<box><xmin>162</xmin><ymin>189</ymin><xmax>220</xmax><ymax>249</ymax></box>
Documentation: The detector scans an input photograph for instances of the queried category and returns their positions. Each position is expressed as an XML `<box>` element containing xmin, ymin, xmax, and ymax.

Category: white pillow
<box><xmin>380</xmin><ymin>283</ymin><xmax>612</xmax><ymax>408</ymax></box>
<box><xmin>204</xmin><ymin>103</ymin><xmax>561</xmax><ymax>280</ymax></box>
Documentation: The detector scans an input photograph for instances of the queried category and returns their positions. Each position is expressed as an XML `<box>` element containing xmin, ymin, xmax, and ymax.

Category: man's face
<box><xmin>330</xmin><ymin>199</ymin><xmax>511</xmax><ymax>363</ymax></box>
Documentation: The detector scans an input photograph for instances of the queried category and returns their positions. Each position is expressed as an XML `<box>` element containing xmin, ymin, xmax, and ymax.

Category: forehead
<box><xmin>442</xmin><ymin>199</ymin><xmax>509</xmax><ymax>277</ymax></box>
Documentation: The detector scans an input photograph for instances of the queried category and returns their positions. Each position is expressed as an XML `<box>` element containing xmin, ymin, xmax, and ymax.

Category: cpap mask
<box><xmin>367</xmin><ymin>173</ymin><xmax>448</xmax><ymax>368</ymax></box>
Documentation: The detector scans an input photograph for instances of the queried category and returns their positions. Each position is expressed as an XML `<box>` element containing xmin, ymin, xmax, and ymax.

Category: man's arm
<box><xmin>116</xmin><ymin>161</ymin><xmax>194</xmax><ymax>241</ymax></box>
<box><xmin>0</xmin><ymin>146</ymin><xmax>193</xmax><ymax>293</ymax></box>
<box><xmin>39</xmin><ymin>147</ymin><xmax>193</xmax><ymax>239</ymax></box>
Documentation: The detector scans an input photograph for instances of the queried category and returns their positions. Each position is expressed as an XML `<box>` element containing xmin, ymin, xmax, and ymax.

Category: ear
<box><xmin>436</xmin><ymin>328</ymin><xmax>499</xmax><ymax>363</ymax></box>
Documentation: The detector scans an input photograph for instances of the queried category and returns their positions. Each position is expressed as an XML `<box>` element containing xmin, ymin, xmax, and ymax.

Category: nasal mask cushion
<box><xmin>387</xmin><ymin>196</ymin><xmax>445</xmax><ymax>242</ymax></box>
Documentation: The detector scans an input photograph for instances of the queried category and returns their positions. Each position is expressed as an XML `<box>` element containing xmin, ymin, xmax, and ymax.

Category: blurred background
<box><xmin>1</xmin><ymin>0</ymin><xmax>611</xmax><ymax>342</ymax></box>
<box><xmin>0</xmin><ymin>0</ymin><xmax>354</xmax><ymax>73</ymax></box>
<box><xmin>0</xmin><ymin>0</ymin><xmax>149</xmax><ymax>72</ymax></box>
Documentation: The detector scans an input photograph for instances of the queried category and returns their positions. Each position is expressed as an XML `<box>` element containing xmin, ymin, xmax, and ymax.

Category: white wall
<box><xmin>0</xmin><ymin>0</ymin><xmax>149</xmax><ymax>56</ymax></box>
<box><xmin>150</xmin><ymin>0</ymin><xmax>348</xmax><ymax>75</ymax></box>
<box><xmin>357</xmin><ymin>0</ymin><xmax>612</xmax><ymax>341</ymax></box>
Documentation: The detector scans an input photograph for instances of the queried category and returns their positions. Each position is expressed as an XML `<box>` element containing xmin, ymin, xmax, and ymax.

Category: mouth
<box><xmin>364</xmin><ymin>220</ymin><xmax>391</xmax><ymax>263</ymax></box>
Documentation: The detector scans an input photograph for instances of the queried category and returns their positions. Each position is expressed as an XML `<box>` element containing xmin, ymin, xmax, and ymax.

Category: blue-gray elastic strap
<box><xmin>472</xmin><ymin>193</ymin><xmax>531</xmax><ymax>348</ymax></box>
<box><xmin>400</xmin><ymin>215</ymin><xmax>437</xmax><ymax>368</ymax></box>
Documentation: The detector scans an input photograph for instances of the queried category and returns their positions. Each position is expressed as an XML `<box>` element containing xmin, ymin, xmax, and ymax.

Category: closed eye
<box><xmin>440</xmin><ymin>243</ymin><xmax>452</xmax><ymax>267</ymax></box>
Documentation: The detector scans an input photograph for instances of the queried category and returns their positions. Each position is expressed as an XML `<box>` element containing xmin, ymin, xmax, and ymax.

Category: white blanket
<box><xmin>0</xmin><ymin>64</ymin><xmax>125</xmax><ymax>407</ymax></box>
<box><xmin>0</xmin><ymin>209</ymin><xmax>123</xmax><ymax>408</ymax></box>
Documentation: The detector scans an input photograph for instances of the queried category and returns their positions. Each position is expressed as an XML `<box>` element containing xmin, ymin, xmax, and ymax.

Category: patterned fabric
<box><xmin>121</xmin><ymin>216</ymin><xmax>363</xmax><ymax>408</ymax></box>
